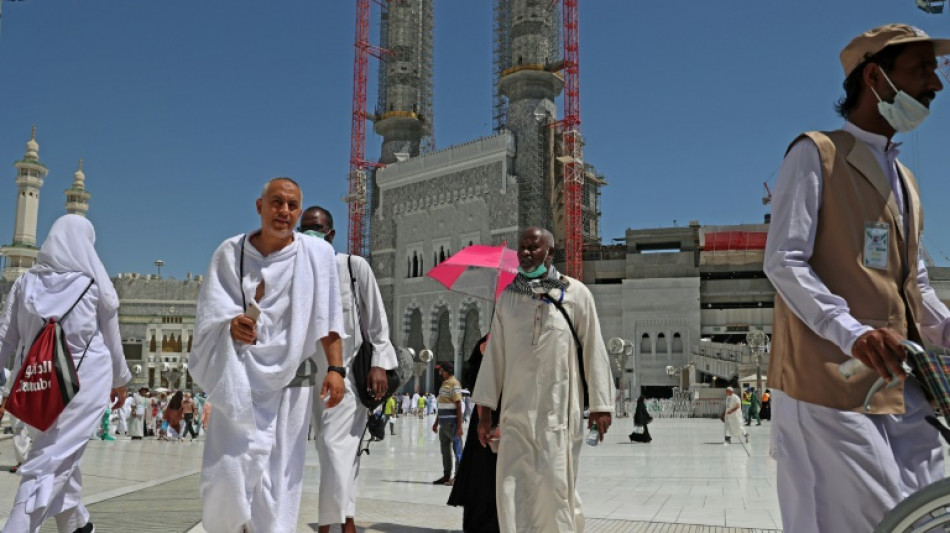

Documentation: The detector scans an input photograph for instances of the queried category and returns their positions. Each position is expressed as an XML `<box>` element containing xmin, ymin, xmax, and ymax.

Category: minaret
<box><xmin>374</xmin><ymin>0</ymin><xmax>434</xmax><ymax>164</ymax></box>
<box><xmin>65</xmin><ymin>159</ymin><xmax>91</xmax><ymax>216</ymax></box>
<box><xmin>2</xmin><ymin>126</ymin><xmax>49</xmax><ymax>281</ymax></box>
<box><xmin>497</xmin><ymin>0</ymin><xmax>563</xmax><ymax>232</ymax></box>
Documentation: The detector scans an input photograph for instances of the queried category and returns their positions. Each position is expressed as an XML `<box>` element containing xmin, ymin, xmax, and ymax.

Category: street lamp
<box><xmin>608</xmin><ymin>337</ymin><xmax>634</xmax><ymax>417</ymax></box>
<box><xmin>154</xmin><ymin>259</ymin><xmax>165</xmax><ymax>278</ymax></box>
<box><xmin>746</xmin><ymin>328</ymin><xmax>767</xmax><ymax>393</ymax></box>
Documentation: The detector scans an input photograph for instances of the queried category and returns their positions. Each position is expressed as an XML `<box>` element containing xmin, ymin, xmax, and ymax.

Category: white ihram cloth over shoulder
<box><xmin>0</xmin><ymin>214</ymin><xmax>130</xmax><ymax>533</ymax></box>
<box><xmin>313</xmin><ymin>253</ymin><xmax>398</xmax><ymax>526</ymax></box>
<box><xmin>189</xmin><ymin>232</ymin><xmax>343</xmax><ymax>533</ymax></box>
<box><xmin>473</xmin><ymin>275</ymin><xmax>615</xmax><ymax>533</ymax></box>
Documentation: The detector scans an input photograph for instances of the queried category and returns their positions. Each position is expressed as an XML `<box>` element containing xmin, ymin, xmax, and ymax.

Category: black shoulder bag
<box><xmin>543</xmin><ymin>293</ymin><xmax>589</xmax><ymax>409</ymax></box>
<box><xmin>349</xmin><ymin>256</ymin><xmax>401</xmax><ymax>410</ymax></box>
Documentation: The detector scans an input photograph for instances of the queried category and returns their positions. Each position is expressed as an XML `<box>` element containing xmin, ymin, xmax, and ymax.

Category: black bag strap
<box><xmin>240</xmin><ymin>234</ymin><xmax>247</xmax><ymax>311</ymax></box>
<box><xmin>543</xmin><ymin>293</ymin><xmax>589</xmax><ymax>409</ymax></box>
<box><xmin>348</xmin><ymin>256</ymin><xmax>367</xmax><ymax>335</ymax></box>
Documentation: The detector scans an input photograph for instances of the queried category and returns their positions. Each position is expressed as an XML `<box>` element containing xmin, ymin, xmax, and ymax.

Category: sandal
<box><xmin>9</xmin><ymin>465</ymin><xmax>19</xmax><ymax>473</ymax></box>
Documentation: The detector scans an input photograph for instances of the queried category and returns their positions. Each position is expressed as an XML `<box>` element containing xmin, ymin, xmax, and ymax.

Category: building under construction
<box><xmin>352</xmin><ymin>0</ymin><xmax>605</xmax><ymax>389</ymax></box>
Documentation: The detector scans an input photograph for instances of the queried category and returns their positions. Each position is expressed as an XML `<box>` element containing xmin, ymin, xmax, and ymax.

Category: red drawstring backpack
<box><xmin>6</xmin><ymin>279</ymin><xmax>95</xmax><ymax>431</ymax></box>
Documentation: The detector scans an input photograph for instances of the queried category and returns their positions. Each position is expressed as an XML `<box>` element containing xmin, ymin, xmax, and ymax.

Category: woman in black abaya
<box><xmin>447</xmin><ymin>335</ymin><xmax>500</xmax><ymax>532</ymax></box>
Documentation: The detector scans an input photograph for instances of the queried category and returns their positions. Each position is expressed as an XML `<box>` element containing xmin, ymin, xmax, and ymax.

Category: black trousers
<box><xmin>182</xmin><ymin>413</ymin><xmax>199</xmax><ymax>438</ymax></box>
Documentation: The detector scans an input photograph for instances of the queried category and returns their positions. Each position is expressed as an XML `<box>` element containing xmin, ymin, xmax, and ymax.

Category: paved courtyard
<box><xmin>0</xmin><ymin>416</ymin><xmax>782</xmax><ymax>532</ymax></box>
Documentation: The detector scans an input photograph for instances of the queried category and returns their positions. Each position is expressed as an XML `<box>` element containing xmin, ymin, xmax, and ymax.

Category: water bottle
<box><xmin>586</xmin><ymin>427</ymin><xmax>599</xmax><ymax>447</ymax></box>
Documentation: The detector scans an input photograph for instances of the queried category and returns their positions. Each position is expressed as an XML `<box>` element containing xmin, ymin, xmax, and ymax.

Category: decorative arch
<box><xmin>656</xmin><ymin>333</ymin><xmax>668</xmax><ymax>354</ymax></box>
<box><xmin>672</xmin><ymin>332</ymin><xmax>683</xmax><ymax>353</ymax></box>
<box><xmin>640</xmin><ymin>333</ymin><xmax>652</xmax><ymax>355</ymax></box>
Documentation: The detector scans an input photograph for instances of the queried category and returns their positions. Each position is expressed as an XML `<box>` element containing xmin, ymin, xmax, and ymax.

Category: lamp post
<box><xmin>746</xmin><ymin>328</ymin><xmax>767</xmax><ymax>394</ymax></box>
<box><xmin>154</xmin><ymin>259</ymin><xmax>164</xmax><ymax>278</ymax></box>
<box><xmin>608</xmin><ymin>338</ymin><xmax>634</xmax><ymax>417</ymax></box>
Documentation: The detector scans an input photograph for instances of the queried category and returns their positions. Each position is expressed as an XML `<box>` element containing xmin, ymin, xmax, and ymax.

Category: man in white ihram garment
<box><xmin>764</xmin><ymin>24</ymin><xmax>950</xmax><ymax>532</ymax></box>
<box><xmin>189</xmin><ymin>178</ymin><xmax>345</xmax><ymax>533</ymax></box>
<box><xmin>0</xmin><ymin>214</ymin><xmax>131</xmax><ymax>533</ymax></box>
<box><xmin>298</xmin><ymin>206</ymin><xmax>398</xmax><ymax>533</ymax></box>
<box><xmin>721</xmin><ymin>387</ymin><xmax>747</xmax><ymax>445</ymax></box>
<box><xmin>474</xmin><ymin>227</ymin><xmax>614</xmax><ymax>532</ymax></box>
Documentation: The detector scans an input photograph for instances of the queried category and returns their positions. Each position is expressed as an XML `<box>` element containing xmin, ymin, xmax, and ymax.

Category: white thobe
<box><xmin>764</xmin><ymin>122</ymin><xmax>948</xmax><ymax>532</ymax></box>
<box><xmin>473</xmin><ymin>277</ymin><xmax>615</xmax><ymax>533</ymax></box>
<box><xmin>313</xmin><ymin>253</ymin><xmax>398</xmax><ymax>526</ymax></box>
<box><xmin>190</xmin><ymin>234</ymin><xmax>342</xmax><ymax>533</ymax></box>
<box><xmin>722</xmin><ymin>394</ymin><xmax>746</xmax><ymax>440</ymax></box>
<box><xmin>0</xmin><ymin>272</ymin><xmax>131</xmax><ymax>533</ymax></box>
<box><xmin>127</xmin><ymin>394</ymin><xmax>146</xmax><ymax>438</ymax></box>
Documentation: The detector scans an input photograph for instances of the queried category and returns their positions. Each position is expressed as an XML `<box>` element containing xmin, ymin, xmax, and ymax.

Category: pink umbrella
<box><xmin>427</xmin><ymin>244</ymin><xmax>519</xmax><ymax>301</ymax></box>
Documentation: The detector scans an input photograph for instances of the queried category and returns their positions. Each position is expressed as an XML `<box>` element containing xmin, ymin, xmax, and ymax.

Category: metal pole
<box><xmin>756</xmin><ymin>346</ymin><xmax>763</xmax><ymax>394</ymax></box>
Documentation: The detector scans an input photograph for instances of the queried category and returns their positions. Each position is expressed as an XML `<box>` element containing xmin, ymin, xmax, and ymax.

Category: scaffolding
<box><xmin>492</xmin><ymin>0</ymin><xmax>511</xmax><ymax>133</ymax></box>
<box><xmin>376</xmin><ymin>0</ymin><xmax>434</xmax><ymax>154</ymax></box>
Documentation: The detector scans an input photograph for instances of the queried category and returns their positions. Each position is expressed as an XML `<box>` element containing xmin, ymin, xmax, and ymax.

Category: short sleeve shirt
<box><xmin>437</xmin><ymin>375</ymin><xmax>462</xmax><ymax>420</ymax></box>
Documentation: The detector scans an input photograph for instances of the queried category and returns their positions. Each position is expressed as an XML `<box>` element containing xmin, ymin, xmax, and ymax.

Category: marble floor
<box><xmin>0</xmin><ymin>415</ymin><xmax>782</xmax><ymax>531</ymax></box>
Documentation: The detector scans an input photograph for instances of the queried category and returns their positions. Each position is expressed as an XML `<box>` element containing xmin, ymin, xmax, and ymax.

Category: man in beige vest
<box><xmin>764</xmin><ymin>24</ymin><xmax>950</xmax><ymax>533</ymax></box>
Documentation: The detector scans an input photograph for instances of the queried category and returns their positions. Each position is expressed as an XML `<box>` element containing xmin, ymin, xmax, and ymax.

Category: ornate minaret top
<box><xmin>65</xmin><ymin>158</ymin><xmax>91</xmax><ymax>216</ymax></box>
<box><xmin>2</xmin><ymin>126</ymin><xmax>49</xmax><ymax>281</ymax></box>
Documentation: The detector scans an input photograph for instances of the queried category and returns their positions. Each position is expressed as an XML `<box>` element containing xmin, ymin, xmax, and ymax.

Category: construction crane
<box><xmin>557</xmin><ymin>0</ymin><xmax>583</xmax><ymax>279</ymax></box>
<box><xmin>346</xmin><ymin>0</ymin><xmax>388</xmax><ymax>257</ymax></box>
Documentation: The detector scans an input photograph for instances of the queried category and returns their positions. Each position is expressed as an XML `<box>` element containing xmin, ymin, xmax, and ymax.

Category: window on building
<box><xmin>672</xmin><ymin>333</ymin><xmax>683</xmax><ymax>353</ymax></box>
<box><xmin>640</xmin><ymin>333</ymin><xmax>652</xmax><ymax>355</ymax></box>
<box><xmin>656</xmin><ymin>333</ymin><xmax>667</xmax><ymax>354</ymax></box>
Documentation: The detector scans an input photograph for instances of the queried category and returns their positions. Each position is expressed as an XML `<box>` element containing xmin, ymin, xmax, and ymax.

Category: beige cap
<box><xmin>840</xmin><ymin>23</ymin><xmax>950</xmax><ymax>77</ymax></box>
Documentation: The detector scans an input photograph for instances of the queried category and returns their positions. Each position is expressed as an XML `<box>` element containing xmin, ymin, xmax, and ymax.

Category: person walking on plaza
<box><xmin>722</xmin><ymin>387</ymin><xmax>747</xmax><ymax>444</ymax></box>
<box><xmin>190</xmin><ymin>177</ymin><xmax>345</xmax><ymax>533</ymax></box>
<box><xmin>763</xmin><ymin>24</ymin><xmax>950</xmax><ymax>532</ymax></box>
<box><xmin>384</xmin><ymin>395</ymin><xmax>397</xmax><ymax>435</ymax></box>
<box><xmin>181</xmin><ymin>392</ymin><xmax>199</xmax><ymax>440</ymax></box>
<box><xmin>448</xmin><ymin>335</ymin><xmax>500</xmax><ymax>533</ymax></box>
<box><xmin>760</xmin><ymin>389</ymin><xmax>771</xmax><ymax>421</ymax></box>
<box><xmin>740</xmin><ymin>387</ymin><xmax>751</xmax><ymax>423</ymax></box>
<box><xmin>433</xmin><ymin>361</ymin><xmax>464</xmax><ymax>486</ymax></box>
<box><xmin>474</xmin><ymin>227</ymin><xmax>615</xmax><ymax>532</ymax></box>
<box><xmin>745</xmin><ymin>387</ymin><xmax>761</xmax><ymax>426</ymax></box>
<box><xmin>299</xmin><ymin>206</ymin><xmax>399</xmax><ymax>533</ymax></box>
<box><xmin>0</xmin><ymin>214</ymin><xmax>131</xmax><ymax>533</ymax></box>
<box><xmin>629</xmin><ymin>395</ymin><xmax>653</xmax><ymax>443</ymax></box>
<box><xmin>128</xmin><ymin>387</ymin><xmax>147</xmax><ymax>440</ymax></box>
<box><xmin>164</xmin><ymin>391</ymin><xmax>185</xmax><ymax>441</ymax></box>
<box><xmin>201</xmin><ymin>400</ymin><xmax>212</xmax><ymax>431</ymax></box>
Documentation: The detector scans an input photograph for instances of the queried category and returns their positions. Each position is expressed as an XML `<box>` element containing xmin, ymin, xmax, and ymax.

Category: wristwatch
<box><xmin>328</xmin><ymin>366</ymin><xmax>347</xmax><ymax>378</ymax></box>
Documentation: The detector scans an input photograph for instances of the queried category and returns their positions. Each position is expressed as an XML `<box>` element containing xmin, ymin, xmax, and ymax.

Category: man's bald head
<box><xmin>518</xmin><ymin>226</ymin><xmax>555</xmax><ymax>273</ymax></box>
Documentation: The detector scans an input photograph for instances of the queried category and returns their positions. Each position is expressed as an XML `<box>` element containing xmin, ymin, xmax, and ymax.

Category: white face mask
<box><xmin>871</xmin><ymin>66</ymin><xmax>930</xmax><ymax>133</ymax></box>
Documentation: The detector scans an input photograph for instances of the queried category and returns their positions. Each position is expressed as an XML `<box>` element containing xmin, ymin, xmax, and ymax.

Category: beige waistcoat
<box><xmin>768</xmin><ymin>130</ymin><xmax>924</xmax><ymax>414</ymax></box>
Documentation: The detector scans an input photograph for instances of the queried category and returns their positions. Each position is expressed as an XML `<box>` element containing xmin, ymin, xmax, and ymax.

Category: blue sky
<box><xmin>0</xmin><ymin>1</ymin><xmax>948</xmax><ymax>278</ymax></box>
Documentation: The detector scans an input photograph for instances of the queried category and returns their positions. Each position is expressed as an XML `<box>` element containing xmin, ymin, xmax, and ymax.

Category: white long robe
<box><xmin>723</xmin><ymin>394</ymin><xmax>746</xmax><ymax>440</ymax></box>
<box><xmin>473</xmin><ymin>276</ymin><xmax>615</xmax><ymax>533</ymax></box>
<box><xmin>313</xmin><ymin>253</ymin><xmax>398</xmax><ymax>526</ymax></box>
<box><xmin>127</xmin><ymin>393</ymin><xmax>146</xmax><ymax>438</ymax></box>
<box><xmin>190</xmin><ymin>233</ymin><xmax>342</xmax><ymax>533</ymax></box>
<box><xmin>0</xmin><ymin>272</ymin><xmax>131</xmax><ymax>533</ymax></box>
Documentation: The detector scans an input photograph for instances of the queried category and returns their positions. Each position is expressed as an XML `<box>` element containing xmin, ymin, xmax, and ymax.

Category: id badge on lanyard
<box><xmin>864</xmin><ymin>222</ymin><xmax>889</xmax><ymax>270</ymax></box>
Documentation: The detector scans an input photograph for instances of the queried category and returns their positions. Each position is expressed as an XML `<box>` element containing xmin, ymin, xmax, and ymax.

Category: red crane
<box><xmin>347</xmin><ymin>0</ymin><xmax>388</xmax><ymax>257</ymax></box>
<box><xmin>560</xmin><ymin>0</ymin><xmax>583</xmax><ymax>279</ymax></box>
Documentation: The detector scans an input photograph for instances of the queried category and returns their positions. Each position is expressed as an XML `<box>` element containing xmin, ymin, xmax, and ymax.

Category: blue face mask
<box><xmin>518</xmin><ymin>263</ymin><xmax>548</xmax><ymax>279</ymax></box>
<box><xmin>302</xmin><ymin>230</ymin><xmax>327</xmax><ymax>240</ymax></box>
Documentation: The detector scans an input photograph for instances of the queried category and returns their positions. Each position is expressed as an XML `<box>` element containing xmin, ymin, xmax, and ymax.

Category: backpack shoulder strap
<box><xmin>60</xmin><ymin>279</ymin><xmax>95</xmax><ymax>322</ymax></box>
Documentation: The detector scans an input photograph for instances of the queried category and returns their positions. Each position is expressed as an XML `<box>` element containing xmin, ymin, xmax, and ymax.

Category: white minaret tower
<box><xmin>2</xmin><ymin>126</ymin><xmax>49</xmax><ymax>281</ymax></box>
<box><xmin>65</xmin><ymin>159</ymin><xmax>90</xmax><ymax>216</ymax></box>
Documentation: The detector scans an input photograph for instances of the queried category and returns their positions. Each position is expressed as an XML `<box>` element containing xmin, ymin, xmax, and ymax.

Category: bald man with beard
<box><xmin>473</xmin><ymin>227</ymin><xmax>614</xmax><ymax>532</ymax></box>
